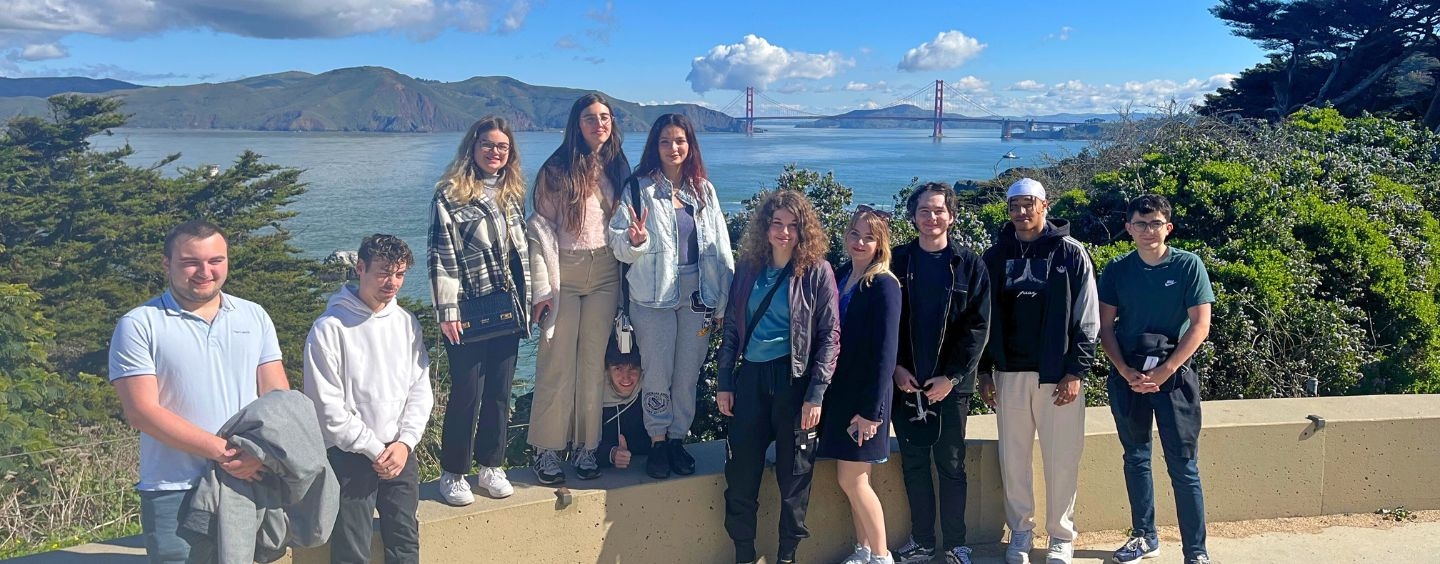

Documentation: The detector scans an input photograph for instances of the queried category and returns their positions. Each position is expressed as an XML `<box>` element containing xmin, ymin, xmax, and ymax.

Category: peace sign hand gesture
<box><xmin>626</xmin><ymin>205</ymin><xmax>649</xmax><ymax>247</ymax></box>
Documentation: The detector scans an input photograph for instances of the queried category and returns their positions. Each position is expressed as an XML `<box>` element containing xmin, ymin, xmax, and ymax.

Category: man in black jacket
<box><xmin>890</xmin><ymin>182</ymin><xmax>992</xmax><ymax>564</ymax></box>
<box><xmin>979</xmin><ymin>178</ymin><xmax>1099</xmax><ymax>564</ymax></box>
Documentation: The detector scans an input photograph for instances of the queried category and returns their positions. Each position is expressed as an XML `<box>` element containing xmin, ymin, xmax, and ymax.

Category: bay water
<box><xmin>92</xmin><ymin>126</ymin><xmax>1088</xmax><ymax>386</ymax></box>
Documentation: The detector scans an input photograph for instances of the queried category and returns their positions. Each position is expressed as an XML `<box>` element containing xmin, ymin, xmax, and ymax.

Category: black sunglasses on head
<box><xmin>854</xmin><ymin>204</ymin><xmax>893</xmax><ymax>220</ymax></box>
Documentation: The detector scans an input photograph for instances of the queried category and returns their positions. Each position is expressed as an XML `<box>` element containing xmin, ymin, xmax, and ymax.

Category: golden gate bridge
<box><xmin>715</xmin><ymin>79</ymin><xmax>1085</xmax><ymax>140</ymax></box>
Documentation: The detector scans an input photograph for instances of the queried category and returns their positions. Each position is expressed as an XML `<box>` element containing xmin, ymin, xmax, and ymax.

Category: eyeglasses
<box><xmin>478</xmin><ymin>141</ymin><xmax>511</xmax><ymax>154</ymax></box>
<box><xmin>581</xmin><ymin>114</ymin><xmax>613</xmax><ymax>126</ymax></box>
<box><xmin>854</xmin><ymin>204</ymin><xmax>892</xmax><ymax>220</ymax></box>
<box><xmin>1128</xmin><ymin>220</ymin><xmax>1170</xmax><ymax>233</ymax></box>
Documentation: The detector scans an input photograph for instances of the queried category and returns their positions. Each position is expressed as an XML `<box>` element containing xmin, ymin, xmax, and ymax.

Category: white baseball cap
<box><xmin>1006</xmin><ymin>178</ymin><xmax>1047</xmax><ymax>201</ymax></box>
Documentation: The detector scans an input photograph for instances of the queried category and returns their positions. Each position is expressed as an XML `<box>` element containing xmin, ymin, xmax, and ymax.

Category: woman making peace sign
<box><xmin>608</xmin><ymin>113</ymin><xmax>734</xmax><ymax>479</ymax></box>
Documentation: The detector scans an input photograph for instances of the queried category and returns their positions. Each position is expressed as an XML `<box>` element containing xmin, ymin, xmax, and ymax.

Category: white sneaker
<box><xmin>439</xmin><ymin>471</ymin><xmax>474</xmax><ymax>506</ymax></box>
<box><xmin>475</xmin><ymin>466</ymin><xmax>514</xmax><ymax>498</ymax></box>
<box><xmin>1046</xmin><ymin>538</ymin><xmax>1073</xmax><ymax>564</ymax></box>
<box><xmin>1007</xmin><ymin>529</ymin><xmax>1033</xmax><ymax>564</ymax></box>
<box><xmin>842</xmin><ymin>544</ymin><xmax>872</xmax><ymax>564</ymax></box>
<box><xmin>870</xmin><ymin>552</ymin><xmax>896</xmax><ymax>564</ymax></box>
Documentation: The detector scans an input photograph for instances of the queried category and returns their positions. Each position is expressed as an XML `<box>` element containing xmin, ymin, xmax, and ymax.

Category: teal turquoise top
<box><xmin>745</xmin><ymin>265</ymin><xmax>791</xmax><ymax>362</ymax></box>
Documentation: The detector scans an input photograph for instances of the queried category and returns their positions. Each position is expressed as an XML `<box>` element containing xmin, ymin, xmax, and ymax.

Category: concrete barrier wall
<box><xmin>13</xmin><ymin>395</ymin><xmax>1440</xmax><ymax>564</ymax></box>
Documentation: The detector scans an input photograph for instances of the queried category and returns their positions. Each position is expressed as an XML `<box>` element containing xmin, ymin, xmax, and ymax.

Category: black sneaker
<box><xmin>778</xmin><ymin>542</ymin><xmax>798</xmax><ymax>563</ymax></box>
<box><xmin>669</xmin><ymin>438</ymin><xmax>696</xmax><ymax>475</ymax></box>
<box><xmin>532</xmin><ymin>449</ymin><xmax>566</xmax><ymax>486</ymax></box>
<box><xmin>572</xmin><ymin>446</ymin><xmax>602</xmax><ymax>480</ymax></box>
<box><xmin>893</xmin><ymin>537</ymin><xmax>935</xmax><ymax>564</ymax></box>
<box><xmin>647</xmin><ymin>440</ymin><xmax>671</xmax><ymax>479</ymax></box>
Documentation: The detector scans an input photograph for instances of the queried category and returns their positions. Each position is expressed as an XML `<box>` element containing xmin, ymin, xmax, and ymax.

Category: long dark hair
<box><xmin>632</xmin><ymin>113</ymin><xmax>707</xmax><ymax>210</ymax></box>
<box><xmin>533</xmin><ymin>93</ymin><xmax>630</xmax><ymax>234</ymax></box>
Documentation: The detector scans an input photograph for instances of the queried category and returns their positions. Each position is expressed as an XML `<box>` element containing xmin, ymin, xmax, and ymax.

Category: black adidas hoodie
<box><xmin>980</xmin><ymin>219</ymin><xmax>1100</xmax><ymax>385</ymax></box>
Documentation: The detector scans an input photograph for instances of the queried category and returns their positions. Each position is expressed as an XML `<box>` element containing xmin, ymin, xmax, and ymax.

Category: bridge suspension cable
<box><xmin>885</xmin><ymin>83</ymin><xmax>935</xmax><ymax>110</ymax></box>
<box><xmin>753</xmin><ymin>91</ymin><xmax>829</xmax><ymax>117</ymax></box>
<box><xmin>716</xmin><ymin>91</ymin><xmax>745</xmax><ymax>116</ymax></box>
<box><xmin>944</xmin><ymin>82</ymin><xmax>1003</xmax><ymax>118</ymax></box>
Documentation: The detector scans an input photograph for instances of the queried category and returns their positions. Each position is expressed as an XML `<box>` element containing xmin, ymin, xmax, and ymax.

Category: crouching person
<box><xmin>305</xmin><ymin>234</ymin><xmax>434</xmax><ymax>564</ymax></box>
<box><xmin>596</xmin><ymin>338</ymin><xmax>652</xmax><ymax>470</ymax></box>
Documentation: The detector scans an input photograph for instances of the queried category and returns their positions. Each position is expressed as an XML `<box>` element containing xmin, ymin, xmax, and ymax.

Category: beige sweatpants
<box><xmin>995</xmin><ymin>370</ymin><xmax>1086</xmax><ymax>542</ymax></box>
<box><xmin>528</xmin><ymin>248</ymin><xmax>619</xmax><ymax>452</ymax></box>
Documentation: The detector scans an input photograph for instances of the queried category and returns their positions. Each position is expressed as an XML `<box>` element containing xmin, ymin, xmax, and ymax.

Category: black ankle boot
<box><xmin>646</xmin><ymin>440</ymin><xmax>671</xmax><ymax>479</ymax></box>
<box><xmin>668</xmin><ymin>438</ymin><xmax>696</xmax><ymax>475</ymax></box>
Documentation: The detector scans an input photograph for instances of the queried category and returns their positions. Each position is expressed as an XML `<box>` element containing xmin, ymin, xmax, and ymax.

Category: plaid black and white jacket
<box><xmin>427</xmin><ymin>177</ymin><xmax>533</xmax><ymax>332</ymax></box>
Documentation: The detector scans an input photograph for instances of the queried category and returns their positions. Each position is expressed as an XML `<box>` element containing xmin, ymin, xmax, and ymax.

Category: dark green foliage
<box><xmin>0</xmin><ymin>95</ymin><xmax>331</xmax><ymax>387</ymax></box>
<box><xmin>0</xmin><ymin>96</ymin><xmax>334</xmax><ymax>554</ymax></box>
<box><xmin>1046</xmin><ymin>108</ymin><xmax>1440</xmax><ymax>396</ymax></box>
<box><xmin>1204</xmin><ymin>0</ymin><xmax>1440</xmax><ymax>129</ymax></box>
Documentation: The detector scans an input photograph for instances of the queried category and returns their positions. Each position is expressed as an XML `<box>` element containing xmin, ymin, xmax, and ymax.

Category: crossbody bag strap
<box><xmin>618</xmin><ymin>176</ymin><xmax>643</xmax><ymax>317</ymax></box>
<box><xmin>740</xmin><ymin>262</ymin><xmax>793</xmax><ymax>361</ymax></box>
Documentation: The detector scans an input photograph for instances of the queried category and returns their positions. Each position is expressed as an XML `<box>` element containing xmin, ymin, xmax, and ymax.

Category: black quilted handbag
<box><xmin>457</xmin><ymin>203</ymin><xmax>525</xmax><ymax>344</ymax></box>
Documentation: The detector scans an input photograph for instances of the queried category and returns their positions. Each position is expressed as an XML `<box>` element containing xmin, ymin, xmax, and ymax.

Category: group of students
<box><xmin>108</xmin><ymin>91</ymin><xmax>1215</xmax><ymax>564</ymax></box>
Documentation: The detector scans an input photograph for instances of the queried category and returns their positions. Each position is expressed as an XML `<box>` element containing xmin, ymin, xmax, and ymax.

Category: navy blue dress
<box><xmin>817</xmin><ymin>264</ymin><xmax>901</xmax><ymax>462</ymax></box>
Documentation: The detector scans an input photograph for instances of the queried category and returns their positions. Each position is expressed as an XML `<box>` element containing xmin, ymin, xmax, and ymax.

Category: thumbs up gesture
<box><xmin>626</xmin><ymin>205</ymin><xmax>649</xmax><ymax>247</ymax></box>
<box><xmin>613</xmin><ymin>435</ymin><xmax>632</xmax><ymax>469</ymax></box>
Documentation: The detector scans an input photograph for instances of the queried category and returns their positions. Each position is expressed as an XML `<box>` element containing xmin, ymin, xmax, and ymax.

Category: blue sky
<box><xmin>0</xmin><ymin>0</ymin><xmax>1265</xmax><ymax>116</ymax></box>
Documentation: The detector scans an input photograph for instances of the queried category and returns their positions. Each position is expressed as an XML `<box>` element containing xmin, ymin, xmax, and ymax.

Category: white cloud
<box><xmin>1046</xmin><ymin>26</ymin><xmax>1072</xmax><ymax>41</ymax></box>
<box><xmin>19</xmin><ymin>42</ymin><xmax>67</xmax><ymax>60</ymax></box>
<box><xmin>945</xmin><ymin>73</ymin><xmax>1238</xmax><ymax>116</ymax></box>
<box><xmin>639</xmin><ymin>99</ymin><xmax>714</xmax><ymax>108</ymax></box>
<box><xmin>898</xmin><ymin>30</ymin><xmax>985</xmax><ymax>72</ymax></box>
<box><xmin>951</xmin><ymin>75</ymin><xmax>988</xmax><ymax>92</ymax></box>
<box><xmin>776</xmin><ymin>82</ymin><xmax>810</xmax><ymax>94</ymax></box>
<box><xmin>582</xmin><ymin>0</ymin><xmax>615</xmax><ymax>45</ymax></box>
<box><xmin>1009</xmin><ymin>80</ymin><xmax>1046</xmax><ymax>92</ymax></box>
<box><xmin>844</xmin><ymin>80</ymin><xmax>889</xmax><ymax>92</ymax></box>
<box><xmin>0</xmin><ymin>0</ymin><xmax>534</xmax><ymax>60</ymax></box>
<box><xmin>499</xmin><ymin>0</ymin><xmax>531</xmax><ymax>34</ymax></box>
<box><xmin>686</xmin><ymin>34</ymin><xmax>853</xmax><ymax>93</ymax></box>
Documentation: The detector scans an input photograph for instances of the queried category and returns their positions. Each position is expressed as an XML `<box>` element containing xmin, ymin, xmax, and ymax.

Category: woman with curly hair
<box><xmin>428</xmin><ymin>116</ymin><xmax>532</xmax><ymax>506</ymax></box>
<box><xmin>716</xmin><ymin>190</ymin><xmax>840</xmax><ymax>564</ymax></box>
<box><xmin>526</xmin><ymin>93</ymin><xmax>631</xmax><ymax>485</ymax></box>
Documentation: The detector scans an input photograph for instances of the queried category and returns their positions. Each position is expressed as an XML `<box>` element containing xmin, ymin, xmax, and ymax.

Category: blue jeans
<box><xmin>1107</xmin><ymin>371</ymin><xmax>1207</xmax><ymax>558</ymax></box>
<box><xmin>139</xmin><ymin>489</ymin><xmax>193</xmax><ymax>564</ymax></box>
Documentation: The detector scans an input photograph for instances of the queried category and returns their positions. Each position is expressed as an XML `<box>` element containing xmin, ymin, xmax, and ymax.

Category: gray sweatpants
<box><xmin>630</xmin><ymin>266</ymin><xmax>709</xmax><ymax>440</ymax></box>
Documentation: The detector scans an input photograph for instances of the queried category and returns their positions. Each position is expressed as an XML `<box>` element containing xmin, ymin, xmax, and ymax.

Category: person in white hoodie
<box><xmin>304</xmin><ymin>234</ymin><xmax>434</xmax><ymax>564</ymax></box>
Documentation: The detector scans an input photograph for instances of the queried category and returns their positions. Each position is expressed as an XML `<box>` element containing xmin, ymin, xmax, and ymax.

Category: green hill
<box><xmin>0</xmin><ymin>67</ymin><xmax>737</xmax><ymax>133</ymax></box>
<box><xmin>0</xmin><ymin>76</ymin><xmax>141</xmax><ymax>97</ymax></box>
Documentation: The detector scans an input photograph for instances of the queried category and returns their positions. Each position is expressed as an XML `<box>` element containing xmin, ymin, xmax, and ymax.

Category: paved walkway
<box><xmin>9</xmin><ymin>518</ymin><xmax>1438</xmax><ymax>563</ymax></box>
<box><xmin>967</xmin><ymin>518</ymin><xmax>1439</xmax><ymax>564</ymax></box>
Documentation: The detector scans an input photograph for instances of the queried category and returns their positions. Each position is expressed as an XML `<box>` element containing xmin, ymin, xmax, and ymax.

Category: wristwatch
<box><xmin>949</xmin><ymin>376</ymin><xmax>961</xmax><ymax>388</ymax></box>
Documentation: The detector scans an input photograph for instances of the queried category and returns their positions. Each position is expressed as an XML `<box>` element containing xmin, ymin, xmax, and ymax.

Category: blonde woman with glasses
<box><xmin>428</xmin><ymin>116</ymin><xmax>533</xmax><ymax>506</ymax></box>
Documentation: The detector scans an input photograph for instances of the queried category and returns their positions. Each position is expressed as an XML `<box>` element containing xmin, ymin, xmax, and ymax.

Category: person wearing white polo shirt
<box><xmin>108</xmin><ymin>220</ymin><xmax>290</xmax><ymax>564</ymax></box>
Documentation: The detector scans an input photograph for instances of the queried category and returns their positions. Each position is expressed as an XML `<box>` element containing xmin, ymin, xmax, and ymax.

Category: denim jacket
<box><xmin>607</xmin><ymin>173</ymin><xmax>735</xmax><ymax>312</ymax></box>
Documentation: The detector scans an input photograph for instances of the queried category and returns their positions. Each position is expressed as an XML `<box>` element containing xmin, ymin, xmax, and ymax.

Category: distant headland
<box><xmin>0</xmin><ymin>67</ymin><xmax>1123</xmax><ymax>135</ymax></box>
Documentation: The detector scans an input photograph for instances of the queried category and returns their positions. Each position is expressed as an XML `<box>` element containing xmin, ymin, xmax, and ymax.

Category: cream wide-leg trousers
<box><xmin>994</xmin><ymin>370</ymin><xmax>1086</xmax><ymax>542</ymax></box>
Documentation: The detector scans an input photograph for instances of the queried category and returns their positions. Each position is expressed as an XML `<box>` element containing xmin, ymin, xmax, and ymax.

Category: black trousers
<box><xmin>723</xmin><ymin>356</ymin><xmax>818</xmax><ymax>561</ymax></box>
<box><xmin>893</xmin><ymin>392</ymin><xmax>971</xmax><ymax>551</ymax></box>
<box><xmin>328</xmin><ymin>448</ymin><xmax>420</xmax><ymax>564</ymax></box>
<box><xmin>441</xmin><ymin>334</ymin><xmax>520</xmax><ymax>472</ymax></box>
